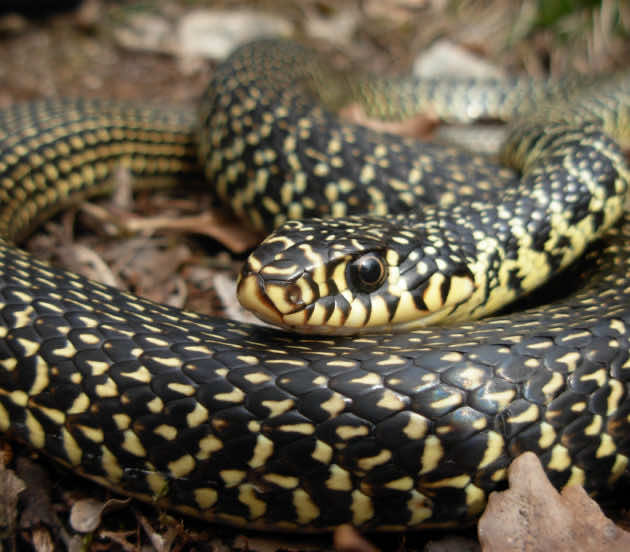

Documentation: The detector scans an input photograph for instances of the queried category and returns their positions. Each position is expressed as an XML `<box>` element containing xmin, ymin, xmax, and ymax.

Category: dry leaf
<box><xmin>98</xmin><ymin>529</ymin><xmax>138</xmax><ymax>551</ymax></box>
<box><xmin>333</xmin><ymin>525</ymin><xmax>380</xmax><ymax>552</ymax></box>
<box><xmin>137</xmin><ymin>512</ymin><xmax>178</xmax><ymax>552</ymax></box>
<box><xmin>16</xmin><ymin>458</ymin><xmax>57</xmax><ymax>529</ymax></box>
<box><xmin>0</xmin><ymin>464</ymin><xmax>26</xmax><ymax>537</ymax></box>
<box><xmin>69</xmin><ymin>496</ymin><xmax>131</xmax><ymax>533</ymax></box>
<box><xmin>478</xmin><ymin>452</ymin><xmax>630</xmax><ymax>552</ymax></box>
<box><xmin>80</xmin><ymin>201</ymin><xmax>262</xmax><ymax>253</ymax></box>
<box><xmin>32</xmin><ymin>526</ymin><xmax>55</xmax><ymax>552</ymax></box>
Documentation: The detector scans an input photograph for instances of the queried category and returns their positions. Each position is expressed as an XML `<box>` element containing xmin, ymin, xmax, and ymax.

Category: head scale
<box><xmin>237</xmin><ymin>216</ymin><xmax>476</xmax><ymax>334</ymax></box>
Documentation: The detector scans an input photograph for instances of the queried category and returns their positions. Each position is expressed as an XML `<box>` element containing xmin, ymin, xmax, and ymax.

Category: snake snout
<box><xmin>237</xmin><ymin>258</ymin><xmax>312</xmax><ymax>327</ymax></box>
<box><xmin>237</xmin><ymin>272</ymin><xmax>281</xmax><ymax>325</ymax></box>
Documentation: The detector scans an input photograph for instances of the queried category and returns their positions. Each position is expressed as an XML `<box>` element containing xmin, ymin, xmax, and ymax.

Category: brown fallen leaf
<box><xmin>16</xmin><ymin>457</ymin><xmax>58</xmax><ymax>530</ymax></box>
<box><xmin>69</xmin><ymin>496</ymin><xmax>131</xmax><ymax>533</ymax></box>
<box><xmin>333</xmin><ymin>524</ymin><xmax>380</xmax><ymax>552</ymax></box>
<box><xmin>56</xmin><ymin>242</ymin><xmax>123</xmax><ymax>288</ymax></box>
<box><xmin>31</xmin><ymin>526</ymin><xmax>55</xmax><ymax>552</ymax></box>
<box><xmin>0</xmin><ymin>463</ymin><xmax>26</xmax><ymax>538</ymax></box>
<box><xmin>478</xmin><ymin>452</ymin><xmax>630</xmax><ymax>552</ymax></box>
<box><xmin>79</xmin><ymin>201</ymin><xmax>263</xmax><ymax>253</ymax></box>
<box><xmin>98</xmin><ymin>529</ymin><xmax>138</xmax><ymax>551</ymax></box>
<box><xmin>136</xmin><ymin>511</ymin><xmax>178</xmax><ymax>552</ymax></box>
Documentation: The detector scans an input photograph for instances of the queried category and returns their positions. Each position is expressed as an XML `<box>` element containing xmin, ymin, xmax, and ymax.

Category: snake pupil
<box><xmin>351</xmin><ymin>254</ymin><xmax>387</xmax><ymax>292</ymax></box>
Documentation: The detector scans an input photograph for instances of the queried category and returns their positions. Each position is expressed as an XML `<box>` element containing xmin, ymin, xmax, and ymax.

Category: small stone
<box><xmin>175</xmin><ymin>10</ymin><xmax>293</xmax><ymax>60</ymax></box>
<box><xmin>413</xmin><ymin>39</ymin><xmax>504</xmax><ymax>78</ymax></box>
<box><xmin>113</xmin><ymin>12</ymin><xmax>172</xmax><ymax>54</ymax></box>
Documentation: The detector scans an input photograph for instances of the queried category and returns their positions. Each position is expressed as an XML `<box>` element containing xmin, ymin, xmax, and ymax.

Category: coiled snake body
<box><xmin>1</xmin><ymin>40</ymin><xmax>630</xmax><ymax>530</ymax></box>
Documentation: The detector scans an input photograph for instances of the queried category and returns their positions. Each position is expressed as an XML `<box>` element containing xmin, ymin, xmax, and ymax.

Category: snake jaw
<box><xmin>236</xmin><ymin>272</ymin><xmax>286</xmax><ymax>326</ymax></box>
<box><xmin>237</xmin><ymin>260</ymin><xmax>318</xmax><ymax>328</ymax></box>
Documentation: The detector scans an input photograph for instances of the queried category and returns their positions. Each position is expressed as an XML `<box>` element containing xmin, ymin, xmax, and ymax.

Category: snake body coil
<box><xmin>0</xmin><ymin>40</ymin><xmax>630</xmax><ymax>530</ymax></box>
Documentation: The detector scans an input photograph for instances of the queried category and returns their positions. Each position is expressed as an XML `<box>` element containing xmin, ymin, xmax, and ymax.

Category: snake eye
<box><xmin>349</xmin><ymin>254</ymin><xmax>387</xmax><ymax>293</ymax></box>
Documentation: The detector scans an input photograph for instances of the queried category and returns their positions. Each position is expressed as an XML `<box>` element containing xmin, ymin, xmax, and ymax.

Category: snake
<box><xmin>1</xmin><ymin>39</ymin><xmax>630</xmax><ymax>531</ymax></box>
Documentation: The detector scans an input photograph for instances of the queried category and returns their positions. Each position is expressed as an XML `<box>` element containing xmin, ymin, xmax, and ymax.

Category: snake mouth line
<box><xmin>237</xmin><ymin>272</ymin><xmax>298</xmax><ymax>327</ymax></box>
<box><xmin>237</xmin><ymin>271</ymin><xmax>358</xmax><ymax>333</ymax></box>
<box><xmin>236</xmin><ymin>270</ymin><xmax>471</xmax><ymax>334</ymax></box>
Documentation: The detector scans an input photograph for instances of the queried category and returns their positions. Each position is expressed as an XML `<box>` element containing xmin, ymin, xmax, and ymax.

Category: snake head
<box><xmin>237</xmin><ymin>216</ymin><xmax>477</xmax><ymax>334</ymax></box>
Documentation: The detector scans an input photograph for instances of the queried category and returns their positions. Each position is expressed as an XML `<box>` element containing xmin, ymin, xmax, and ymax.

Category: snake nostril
<box><xmin>286</xmin><ymin>283</ymin><xmax>303</xmax><ymax>306</ymax></box>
